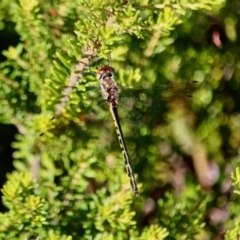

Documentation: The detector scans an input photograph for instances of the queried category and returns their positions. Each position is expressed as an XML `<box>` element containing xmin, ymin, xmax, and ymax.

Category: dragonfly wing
<box><xmin>35</xmin><ymin>80</ymin><xmax>202</xmax><ymax>147</ymax></box>
<box><xmin>120</xmin><ymin>81</ymin><xmax>200</xmax><ymax>98</ymax></box>
<box><xmin>117</xmin><ymin>88</ymin><xmax>202</xmax><ymax>127</ymax></box>
<box><xmin>75</xmin><ymin>80</ymin><xmax>201</xmax><ymax>127</ymax></box>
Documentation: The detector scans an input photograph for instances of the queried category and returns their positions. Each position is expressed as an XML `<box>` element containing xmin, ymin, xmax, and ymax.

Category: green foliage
<box><xmin>1</xmin><ymin>0</ymin><xmax>240</xmax><ymax>239</ymax></box>
<box><xmin>224</xmin><ymin>166</ymin><xmax>240</xmax><ymax>239</ymax></box>
<box><xmin>231</xmin><ymin>167</ymin><xmax>240</xmax><ymax>195</ymax></box>
<box><xmin>158</xmin><ymin>187</ymin><xmax>208</xmax><ymax>239</ymax></box>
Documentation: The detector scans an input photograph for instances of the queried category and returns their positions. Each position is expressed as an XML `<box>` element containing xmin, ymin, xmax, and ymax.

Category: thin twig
<box><xmin>54</xmin><ymin>49</ymin><xmax>95</xmax><ymax>116</ymax></box>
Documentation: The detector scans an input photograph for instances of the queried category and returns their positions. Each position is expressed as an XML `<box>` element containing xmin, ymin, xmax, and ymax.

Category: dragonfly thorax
<box><xmin>101</xmin><ymin>79</ymin><xmax>119</xmax><ymax>107</ymax></box>
<box><xmin>98</xmin><ymin>66</ymin><xmax>119</xmax><ymax>107</ymax></box>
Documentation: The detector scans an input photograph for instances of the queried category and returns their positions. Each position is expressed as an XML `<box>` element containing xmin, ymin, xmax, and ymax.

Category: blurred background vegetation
<box><xmin>0</xmin><ymin>0</ymin><xmax>240</xmax><ymax>239</ymax></box>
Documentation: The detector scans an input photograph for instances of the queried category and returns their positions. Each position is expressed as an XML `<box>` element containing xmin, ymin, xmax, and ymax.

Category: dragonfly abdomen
<box><xmin>110</xmin><ymin>106</ymin><xmax>139</xmax><ymax>197</ymax></box>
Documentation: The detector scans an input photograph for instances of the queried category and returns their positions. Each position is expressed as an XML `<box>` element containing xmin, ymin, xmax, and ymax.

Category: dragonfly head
<box><xmin>97</xmin><ymin>65</ymin><xmax>115</xmax><ymax>80</ymax></box>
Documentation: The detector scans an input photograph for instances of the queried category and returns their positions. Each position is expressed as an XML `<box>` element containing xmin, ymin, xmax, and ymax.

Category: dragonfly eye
<box><xmin>107</xmin><ymin>72</ymin><xmax>113</xmax><ymax>77</ymax></box>
<box><xmin>98</xmin><ymin>71</ymin><xmax>114</xmax><ymax>80</ymax></box>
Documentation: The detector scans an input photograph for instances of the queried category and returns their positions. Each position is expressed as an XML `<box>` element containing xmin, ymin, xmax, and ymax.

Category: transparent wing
<box><xmin>80</xmin><ymin>80</ymin><xmax>202</xmax><ymax>127</ymax></box>
<box><xmin>35</xmin><ymin>80</ymin><xmax>202</xmax><ymax>146</ymax></box>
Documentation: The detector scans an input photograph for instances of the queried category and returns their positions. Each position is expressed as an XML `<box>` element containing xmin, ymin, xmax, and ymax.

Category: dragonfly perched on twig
<box><xmin>36</xmin><ymin>64</ymin><xmax>201</xmax><ymax>197</ymax></box>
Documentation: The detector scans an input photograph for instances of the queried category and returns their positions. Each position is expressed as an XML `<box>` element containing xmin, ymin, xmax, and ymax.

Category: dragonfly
<box><xmin>97</xmin><ymin>65</ymin><xmax>139</xmax><ymax>196</ymax></box>
<box><xmin>94</xmin><ymin>65</ymin><xmax>200</xmax><ymax>196</ymax></box>
<box><xmin>36</xmin><ymin>64</ymin><xmax>200</xmax><ymax>197</ymax></box>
